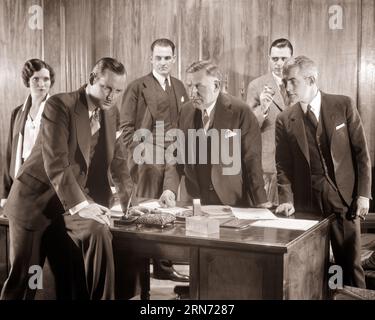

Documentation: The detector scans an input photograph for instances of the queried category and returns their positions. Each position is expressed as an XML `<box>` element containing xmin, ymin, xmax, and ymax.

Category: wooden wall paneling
<box><xmin>199</xmin><ymin>0</ymin><xmax>231</xmax><ymax>94</ymax></box>
<box><xmin>198</xmin><ymin>0</ymin><xmax>270</xmax><ymax>98</ymax></box>
<box><xmin>289</xmin><ymin>0</ymin><xmax>359</xmax><ymax>101</ymax></box>
<box><xmin>199</xmin><ymin>0</ymin><xmax>226</xmax><ymax>65</ymax></box>
<box><xmin>111</xmin><ymin>0</ymin><xmax>139</xmax><ymax>84</ymax></box>
<box><xmin>178</xmin><ymin>0</ymin><xmax>200</xmax><ymax>84</ymax></box>
<box><xmin>94</xmin><ymin>0</ymin><xmax>114</xmax><ymax>61</ymax></box>
<box><xmin>60</xmin><ymin>0</ymin><xmax>93</xmax><ymax>92</ymax></box>
<box><xmin>134</xmin><ymin>0</ymin><xmax>179</xmax><ymax>80</ymax></box>
<box><xmin>269</xmin><ymin>0</ymin><xmax>292</xmax><ymax>40</ymax></box>
<box><xmin>229</xmin><ymin>0</ymin><xmax>269</xmax><ymax>99</ymax></box>
<box><xmin>43</xmin><ymin>0</ymin><xmax>65</xmax><ymax>94</ymax></box>
<box><xmin>0</xmin><ymin>0</ymin><xmax>43</xmax><ymax>195</ymax></box>
<box><xmin>359</xmin><ymin>0</ymin><xmax>375</xmax><ymax>162</ymax></box>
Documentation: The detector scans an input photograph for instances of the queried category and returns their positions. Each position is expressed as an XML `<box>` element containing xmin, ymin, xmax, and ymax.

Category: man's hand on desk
<box><xmin>275</xmin><ymin>202</ymin><xmax>295</xmax><ymax>217</ymax></box>
<box><xmin>159</xmin><ymin>190</ymin><xmax>176</xmax><ymax>208</ymax></box>
<box><xmin>257</xmin><ymin>201</ymin><xmax>273</xmax><ymax>209</ymax></box>
<box><xmin>78</xmin><ymin>203</ymin><xmax>111</xmax><ymax>226</ymax></box>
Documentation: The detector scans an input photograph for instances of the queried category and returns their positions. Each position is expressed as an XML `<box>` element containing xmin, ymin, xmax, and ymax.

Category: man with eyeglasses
<box><xmin>246</xmin><ymin>38</ymin><xmax>294</xmax><ymax>207</ymax></box>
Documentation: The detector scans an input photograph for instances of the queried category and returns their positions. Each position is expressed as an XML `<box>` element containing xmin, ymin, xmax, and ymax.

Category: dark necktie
<box><xmin>306</xmin><ymin>104</ymin><xmax>318</xmax><ymax>129</ymax></box>
<box><xmin>164</xmin><ymin>78</ymin><xmax>170</xmax><ymax>93</ymax></box>
<box><xmin>202</xmin><ymin>109</ymin><xmax>210</xmax><ymax>132</ymax></box>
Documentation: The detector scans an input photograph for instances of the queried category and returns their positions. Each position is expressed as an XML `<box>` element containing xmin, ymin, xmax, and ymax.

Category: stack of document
<box><xmin>250</xmin><ymin>218</ymin><xmax>318</xmax><ymax>231</ymax></box>
<box><xmin>230</xmin><ymin>207</ymin><xmax>277</xmax><ymax>220</ymax></box>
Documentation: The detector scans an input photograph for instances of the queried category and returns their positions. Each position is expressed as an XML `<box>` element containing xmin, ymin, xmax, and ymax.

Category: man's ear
<box><xmin>214</xmin><ymin>79</ymin><xmax>221</xmax><ymax>92</ymax></box>
<box><xmin>307</xmin><ymin>76</ymin><xmax>316</xmax><ymax>86</ymax></box>
<box><xmin>89</xmin><ymin>72</ymin><xmax>96</xmax><ymax>85</ymax></box>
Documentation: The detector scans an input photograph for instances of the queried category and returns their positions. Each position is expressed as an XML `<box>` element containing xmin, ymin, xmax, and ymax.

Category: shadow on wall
<box><xmin>200</xmin><ymin>35</ymin><xmax>269</xmax><ymax>101</ymax></box>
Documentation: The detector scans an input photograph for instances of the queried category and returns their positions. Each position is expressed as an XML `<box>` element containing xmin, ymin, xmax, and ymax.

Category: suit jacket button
<box><xmin>208</xmin><ymin>184</ymin><xmax>214</xmax><ymax>191</ymax></box>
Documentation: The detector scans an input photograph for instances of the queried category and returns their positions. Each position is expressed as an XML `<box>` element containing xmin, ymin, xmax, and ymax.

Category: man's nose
<box><xmin>286</xmin><ymin>82</ymin><xmax>292</xmax><ymax>92</ymax></box>
<box><xmin>106</xmin><ymin>90</ymin><xmax>114</xmax><ymax>100</ymax></box>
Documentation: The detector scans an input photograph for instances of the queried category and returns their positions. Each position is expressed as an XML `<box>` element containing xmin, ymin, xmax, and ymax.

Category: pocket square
<box><xmin>224</xmin><ymin>129</ymin><xmax>237</xmax><ymax>138</ymax></box>
<box><xmin>116</xmin><ymin>130</ymin><xmax>123</xmax><ymax>139</ymax></box>
<box><xmin>181</xmin><ymin>96</ymin><xmax>185</xmax><ymax>103</ymax></box>
<box><xmin>335</xmin><ymin>123</ymin><xmax>345</xmax><ymax>130</ymax></box>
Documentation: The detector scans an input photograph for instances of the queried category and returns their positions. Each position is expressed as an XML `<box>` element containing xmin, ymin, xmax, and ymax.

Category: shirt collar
<box><xmin>22</xmin><ymin>94</ymin><xmax>50</xmax><ymax>112</ymax></box>
<box><xmin>152</xmin><ymin>70</ymin><xmax>171</xmax><ymax>88</ymax></box>
<box><xmin>272</xmin><ymin>72</ymin><xmax>283</xmax><ymax>86</ymax></box>
<box><xmin>300</xmin><ymin>90</ymin><xmax>321</xmax><ymax>118</ymax></box>
<box><xmin>85</xmin><ymin>88</ymin><xmax>99</xmax><ymax>113</ymax></box>
<box><xmin>203</xmin><ymin>100</ymin><xmax>217</xmax><ymax>118</ymax></box>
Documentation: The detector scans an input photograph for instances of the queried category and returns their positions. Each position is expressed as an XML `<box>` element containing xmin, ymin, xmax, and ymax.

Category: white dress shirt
<box><xmin>152</xmin><ymin>70</ymin><xmax>171</xmax><ymax>90</ymax></box>
<box><xmin>202</xmin><ymin>100</ymin><xmax>216</xmax><ymax>133</ymax></box>
<box><xmin>272</xmin><ymin>72</ymin><xmax>283</xmax><ymax>87</ymax></box>
<box><xmin>22</xmin><ymin>97</ymin><xmax>48</xmax><ymax>162</ymax></box>
<box><xmin>300</xmin><ymin>90</ymin><xmax>321</xmax><ymax>121</ymax></box>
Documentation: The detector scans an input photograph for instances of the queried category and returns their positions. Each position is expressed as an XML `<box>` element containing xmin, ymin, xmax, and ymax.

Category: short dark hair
<box><xmin>22</xmin><ymin>58</ymin><xmax>55</xmax><ymax>88</ymax></box>
<box><xmin>151</xmin><ymin>38</ymin><xmax>175</xmax><ymax>55</ymax></box>
<box><xmin>269</xmin><ymin>38</ymin><xmax>293</xmax><ymax>56</ymax></box>
<box><xmin>186</xmin><ymin>60</ymin><xmax>223</xmax><ymax>82</ymax></box>
<box><xmin>90</xmin><ymin>57</ymin><xmax>126</xmax><ymax>83</ymax></box>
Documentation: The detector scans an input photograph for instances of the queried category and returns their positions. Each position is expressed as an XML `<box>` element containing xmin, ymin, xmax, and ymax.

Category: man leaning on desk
<box><xmin>275</xmin><ymin>55</ymin><xmax>371</xmax><ymax>288</ymax></box>
<box><xmin>160</xmin><ymin>60</ymin><xmax>271</xmax><ymax>209</ymax></box>
<box><xmin>1</xmin><ymin>57</ymin><xmax>132</xmax><ymax>300</ymax></box>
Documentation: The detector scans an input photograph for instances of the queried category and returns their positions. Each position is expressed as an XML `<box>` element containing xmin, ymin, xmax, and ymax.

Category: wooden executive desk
<box><xmin>111</xmin><ymin>211</ymin><xmax>332</xmax><ymax>300</ymax></box>
<box><xmin>0</xmin><ymin>210</ymin><xmax>331</xmax><ymax>300</ymax></box>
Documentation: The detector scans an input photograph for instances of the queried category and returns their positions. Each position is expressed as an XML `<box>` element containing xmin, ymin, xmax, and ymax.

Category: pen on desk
<box><xmin>124</xmin><ymin>187</ymin><xmax>134</xmax><ymax>218</ymax></box>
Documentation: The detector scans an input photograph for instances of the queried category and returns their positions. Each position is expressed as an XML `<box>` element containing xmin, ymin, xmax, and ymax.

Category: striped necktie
<box><xmin>90</xmin><ymin>108</ymin><xmax>101</xmax><ymax>135</ymax></box>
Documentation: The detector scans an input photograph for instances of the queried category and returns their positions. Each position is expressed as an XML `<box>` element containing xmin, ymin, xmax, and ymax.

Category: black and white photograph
<box><xmin>0</xmin><ymin>0</ymin><xmax>375</xmax><ymax>307</ymax></box>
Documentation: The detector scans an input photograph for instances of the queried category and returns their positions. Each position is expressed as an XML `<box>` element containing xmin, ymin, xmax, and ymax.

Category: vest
<box><xmin>193</xmin><ymin>109</ymin><xmax>221</xmax><ymax>205</ymax></box>
<box><xmin>304</xmin><ymin>114</ymin><xmax>336</xmax><ymax>188</ymax></box>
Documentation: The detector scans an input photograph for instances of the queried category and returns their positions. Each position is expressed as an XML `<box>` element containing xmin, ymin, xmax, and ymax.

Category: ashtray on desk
<box><xmin>135</xmin><ymin>212</ymin><xmax>176</xmax><ymax>229</ymax></box>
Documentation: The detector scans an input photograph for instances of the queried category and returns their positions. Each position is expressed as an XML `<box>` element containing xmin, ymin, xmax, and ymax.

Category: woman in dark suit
<box><xmin>1</xmin><ymin>59</ymin><xmax>55</xmax><ymax>209</ymax></box>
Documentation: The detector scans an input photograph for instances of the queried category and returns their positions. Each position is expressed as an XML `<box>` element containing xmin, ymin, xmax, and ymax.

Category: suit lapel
<box><xmin>180</xmin><ymin>102</ymin><xmax>198</xmax><ymax>165</ymax></box>
<box><xmin>290</xmin><ymin>103</ymin><xmax>310</xmax><ymax>164</ymax></box>
<box><xmin>320</xmin><ymin>92</ymin><xmax>336</xmax><ymax>145</ymax></box>
<box><xmin>16</xmin><ymin>96</ymin><xmax>32</xmax><ymax>136</ymax></box>
<box><xmin>267</xmin><ymin>73</ymin><xmax>286</xmax><ymax>112</ymax></box>
<box><xmin>74</xmin><ymin>87</ymin><xmax>91</xmax><ymax>169</ymax></box>
<box><xmin>171</xmin><ymin>77</ymin><xmax>184</xmax><ymax>112</ymax></box>
<box><xmin>211</xmin><ymin>93</ymin><xmax>234</xmax><ymax>131</ymax></box>
<box><xmin>12</xmin><ymin>96</ymin><xmax>32</xmax><ymax>178</ymax></box>
<box><xmin>142</xmin><ymin>73</ymin><xmax>160</xmax><ymax>119</ymax></box>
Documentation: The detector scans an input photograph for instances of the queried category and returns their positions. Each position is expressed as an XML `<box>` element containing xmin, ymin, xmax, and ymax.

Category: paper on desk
<box><xmin>250</xmin><ymin>218</ymin><xmax>319</xmax><ymax>231</ymax></box>
<box><xmin>138</xmin><ymin>201</ymin><xmax>161</xmax><ymax>210</ymax></box>
<box><xmin>231</xmin><ymin>207</ymin><xmax>277</xmax><ymax>220</ymax></box>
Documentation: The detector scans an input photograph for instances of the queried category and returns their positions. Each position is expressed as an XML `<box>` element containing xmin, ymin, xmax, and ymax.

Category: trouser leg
<box><xmin>0</xmin><ymin>218</ymin><xmax>46</xmax><ymax>300</ymax></box>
